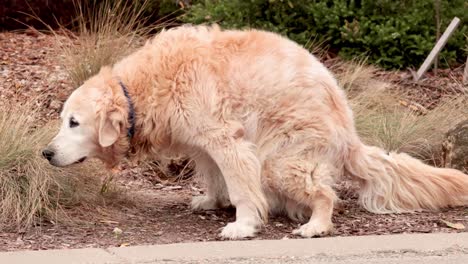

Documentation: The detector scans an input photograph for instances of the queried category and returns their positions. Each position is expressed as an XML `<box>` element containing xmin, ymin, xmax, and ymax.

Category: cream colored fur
<box><xmin>44</xmin><ymin>25</ymin><xmax>468</xmax><ymax>239</ymax></box>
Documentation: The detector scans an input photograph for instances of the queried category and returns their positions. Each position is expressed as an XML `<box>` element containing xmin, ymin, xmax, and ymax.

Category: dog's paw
<box><xmin>191</xmin><ymin>196</ymin><xmax>218</xmax><ymax>211</ymax></box>
<box><xmin>220</xmin><ymin>221</ymin><xmax>257</xmax><ymax>239</ymax></box>
<box><xmin>292</xmin><ymin>220</ymin><xmax>333</xmax><ymax>238</ymax></box>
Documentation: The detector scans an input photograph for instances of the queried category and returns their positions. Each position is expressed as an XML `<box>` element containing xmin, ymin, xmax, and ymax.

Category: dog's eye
<box><xmin>69</xmin><ymin>117</ymin><xmax>79</xmax><ymax>128</ymax></box>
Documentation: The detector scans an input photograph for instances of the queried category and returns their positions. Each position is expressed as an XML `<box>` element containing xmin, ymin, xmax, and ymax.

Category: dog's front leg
<box><xmin>213</xmin><ymin>140</ymin><xmax>267</xmax><ymax>239</ymax></box>
<box><xmin>177</xmin><ymin>121</ymin><xmax>268</xmax><ymax>239</ymax></box>
<box><xmin>191</xmin><ymin>153</ymin><xmax>231</xmax><ymax>210</ymax></box>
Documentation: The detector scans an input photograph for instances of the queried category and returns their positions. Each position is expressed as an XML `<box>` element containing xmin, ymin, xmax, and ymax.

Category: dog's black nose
<box><xmin>42</xmin><ymin>149</ymin><xmax>55</xmax><ymax>161</ymax></box>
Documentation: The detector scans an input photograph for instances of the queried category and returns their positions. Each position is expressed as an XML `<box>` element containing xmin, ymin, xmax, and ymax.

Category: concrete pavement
<box><xmin>1</xmin><ymin>232</ymin><xmax>467</xmax><ymax>263</ymax></box>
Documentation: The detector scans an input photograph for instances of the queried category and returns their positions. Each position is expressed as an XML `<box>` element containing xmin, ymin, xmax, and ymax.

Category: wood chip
<box><xmin>440</xmin><ymin>220</ymin><xmax>465</xmax><ymax>230</ymax></box>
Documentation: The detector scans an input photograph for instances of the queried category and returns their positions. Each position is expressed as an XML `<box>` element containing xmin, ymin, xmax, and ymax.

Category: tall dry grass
<box><xmin>335</xmin><ymin>59</ymin><xmax>468</xmax><ymax>162</ymax></box>
<box><xmin>0</xmin><ymin>99</ymin><xmax>126</xmax><ymax>230</ymax></box>
<box><xmin>0</xmin><ymin>100</ymin><xmax>59</xmax><ymax>229</ymax></box>
<box><xmin>51</xmin><ymin>0</ymin><xmax>175</xmax><ymax>87</ymax></box>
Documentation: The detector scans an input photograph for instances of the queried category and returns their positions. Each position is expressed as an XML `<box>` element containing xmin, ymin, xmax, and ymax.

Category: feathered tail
<box><xmin>345</xmin><ymin>143</ymin><xmax>468</xmax><ymax>213</ymax></box>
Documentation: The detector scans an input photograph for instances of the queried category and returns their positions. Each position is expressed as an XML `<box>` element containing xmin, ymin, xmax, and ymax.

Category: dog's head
<box><xmin>43</xmin><ymin>67</ymin><xmax>130</xmax><ymax>168</ymax></box>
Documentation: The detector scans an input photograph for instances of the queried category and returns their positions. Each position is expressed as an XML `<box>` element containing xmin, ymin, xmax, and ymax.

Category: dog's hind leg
<box><xmin>191</xmin><ymin>152</ymin><xmax>231</xmax><ymax>210</ymax></box>
<box><xmin>264</xmin><ymin>154</ymin><xmax>338</xmax><ymax>238</ymax></box>
<box><xmin>292</xmin><ymin>183</ymin><xmax>336</xmax><ymax>238</ymax></box>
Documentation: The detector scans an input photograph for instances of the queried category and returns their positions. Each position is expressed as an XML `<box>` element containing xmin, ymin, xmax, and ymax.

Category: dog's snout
<box><xmin>42</xmin><ymin>149</ymin><xmax>55</xmax><ymax>161</ymax></box>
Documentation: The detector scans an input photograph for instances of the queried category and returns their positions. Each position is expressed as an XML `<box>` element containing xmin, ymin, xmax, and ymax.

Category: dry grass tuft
<box><xmin>51</xmin><ymin>0</ymin><xmax>173</xmax><ymax>87</ymax></box>
<box><xmin>335</xmin><ymin>59</ymin><xmax>468</xmax><ymax>162</ymax></box>
<box><xmin>333</xmin><ymin>58</ymin><xmax>382</xmax><ymax>94</ymax></box>
<box><xmin>355</xmin><ymin>96</ymin><xmax>467</xmax><ymax>160</ymax></box>
<box><xmin>0</xmin><ymin>99</ymin><xmax>127</xmax><ymax>230</ymax></box>
<box><xmin>0</xmin><ymin>100</ymin><xmax>64</xmax><ymax>230</ymax></box>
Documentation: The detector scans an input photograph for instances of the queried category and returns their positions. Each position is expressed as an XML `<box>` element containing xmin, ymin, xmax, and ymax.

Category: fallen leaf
<box><xmin>441</xmin><ymin>220</ymin><xmax>465</xmax><ymax>230</ymax></box>
<box><xmin>119</xmin><ymin>243</ymin><xmax>130</xmax><ymax>247</ymax></box>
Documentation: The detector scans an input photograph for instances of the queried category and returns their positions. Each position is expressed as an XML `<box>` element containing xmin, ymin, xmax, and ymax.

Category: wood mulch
<box><xmin>1</xmin><ymin>179</ymin><xmax>466</xmax><ymax>251</ymax></box>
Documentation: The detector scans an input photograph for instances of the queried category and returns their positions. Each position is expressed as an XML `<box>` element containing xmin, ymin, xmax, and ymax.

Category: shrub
<box><xmin>183</xmin><ymin>0</ymin><xmax>467</xmax><ymax>69</ymax></box>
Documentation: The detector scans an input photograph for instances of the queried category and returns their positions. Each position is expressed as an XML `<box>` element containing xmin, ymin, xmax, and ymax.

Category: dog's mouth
<box><xmin>74</xmin><ymin>157</ymin><xmax>87</xmax><ymax>164</ymax></box>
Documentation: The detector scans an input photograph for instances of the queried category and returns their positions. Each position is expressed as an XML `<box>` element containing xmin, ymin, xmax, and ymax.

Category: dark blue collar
<box><xmin>118</xmin><ymin>80</ymin><xmax>136</xmax><ymax>139</ymax></box>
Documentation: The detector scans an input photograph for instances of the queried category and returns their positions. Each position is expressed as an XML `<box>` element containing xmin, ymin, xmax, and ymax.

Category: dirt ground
<box><xmin>1</xmin><ymin>177</ymin><xmax>466</xmax><ymax>251</ymax></box>
<box><xmin>0</xmin><ymin>31</ymin><xmax>467</xmax><ymax>251</ymax></box>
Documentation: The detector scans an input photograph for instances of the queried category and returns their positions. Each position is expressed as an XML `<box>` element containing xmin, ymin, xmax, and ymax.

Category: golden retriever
<box><xmin>43</xmin><ymin>25</ymin><xmax>468</xmax><ymax>239</ymax></box>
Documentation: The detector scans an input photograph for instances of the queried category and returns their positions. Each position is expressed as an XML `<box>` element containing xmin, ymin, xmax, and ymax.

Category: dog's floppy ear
<box><xmin>98</xmin><ymin>109</ymin><xmax>124</xmax><ymax>147</ymax></box>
